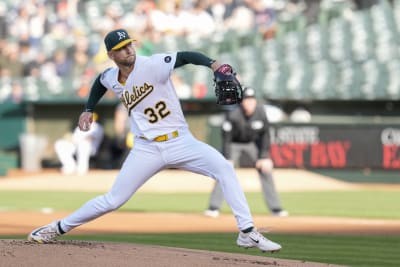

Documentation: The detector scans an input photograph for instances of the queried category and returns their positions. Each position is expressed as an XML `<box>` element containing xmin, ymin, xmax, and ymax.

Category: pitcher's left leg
<box><xmin>169</xmin><ymin>136</ymin><xmax>253</xmax><ymax>231</ymax></box>
<box><xmin>161</xmin><ymin>133</ymin><xmax>281</xmax><ymax>252</ymax></box>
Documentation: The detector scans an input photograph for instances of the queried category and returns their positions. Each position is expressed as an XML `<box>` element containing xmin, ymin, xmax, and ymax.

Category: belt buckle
<box><xmin>171</xmin><ymin>130</ymin><xmax>179</xmax><ymax>138</ymax></box>
<box><xmin>156</xmin><ymin>134</ymin><xmax>167</xmax><ymax>142</ymax></box>
<box><xmin>154</xmin><ymin>131</ymin><xmax>178</xmax><ymax>142</ymax></box>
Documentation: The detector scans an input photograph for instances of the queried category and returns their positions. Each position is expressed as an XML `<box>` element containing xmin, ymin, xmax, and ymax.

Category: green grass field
<box><xmin>312</xmin><ymin>169</ymin><xmax>400</xmax><ymax>184</ymax></box>
<box><xmin>1</xmin><ymin>189</ymin><xmax>399</xmax><ymax>266</ymax></box>
<box><xmin>1</xmin><ymin>190</ymin><xmax>399</xmax><ymax>219</ymax></box>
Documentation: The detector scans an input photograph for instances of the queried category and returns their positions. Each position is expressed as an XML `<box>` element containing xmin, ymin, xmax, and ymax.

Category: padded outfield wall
<box><xmin>1</xmin><ymin>100</ymin><xmax>399</xmax><ymax>172</ymax></box>
<box><xmin>207</xmin><ymin>117</ymin><xmax>400</xmax><ymax>170</ymax></box>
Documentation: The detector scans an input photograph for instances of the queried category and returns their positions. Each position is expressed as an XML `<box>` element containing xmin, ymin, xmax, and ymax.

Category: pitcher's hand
<box><xmin>78</xmin><ymin>111</ymin><xmax>93</xmax><ymax>131</ymax></box>
<box><xmin>256</xmin><ymin>158</ymin><xmax>274</xmax><ymax>174</ymax></box>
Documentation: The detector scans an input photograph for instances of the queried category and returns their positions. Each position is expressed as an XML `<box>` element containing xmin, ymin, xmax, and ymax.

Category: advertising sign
<box><xmin>269</xmin><ymin>125</ymin><xmax>400</xmax><ymax>169</ymax></box>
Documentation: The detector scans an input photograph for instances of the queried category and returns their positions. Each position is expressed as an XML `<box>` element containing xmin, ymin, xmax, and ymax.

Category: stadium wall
<box><xmin>1</xmin><ymin>100</ymin><xmax>399</xmax><ymax>173</ymax></box>
<box><xmin>207</xmin><ymin>119</ymin><xmax>400</xmax><ymax>170</ymax></box>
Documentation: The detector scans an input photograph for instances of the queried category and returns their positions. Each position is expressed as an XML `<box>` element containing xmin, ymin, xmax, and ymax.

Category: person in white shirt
<box><xmin>54</xmin><ymin>112</ymin><xmax>104</xmax><ymax>175</ymax></box>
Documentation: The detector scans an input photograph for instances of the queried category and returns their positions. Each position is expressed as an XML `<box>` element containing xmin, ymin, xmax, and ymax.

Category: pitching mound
<box><xmin>0</xmin><ymin>239</ymin><xmax>342</xmax><ymax>267</ymax></box>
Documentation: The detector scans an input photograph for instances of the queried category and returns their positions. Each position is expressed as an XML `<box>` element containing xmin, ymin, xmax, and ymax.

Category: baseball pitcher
<box><xmin>28</xmin><ymin>29</ymin><xmax>281</xmax><ymax>252</ymax></box>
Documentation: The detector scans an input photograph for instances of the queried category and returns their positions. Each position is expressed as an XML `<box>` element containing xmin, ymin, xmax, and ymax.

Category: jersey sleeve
<box><xmin>84</xmin><ymin>74</ymin><xmax>108</xmax><ymax>112</ymax></box>
<box><xmin>174</xmin><ymin>51</ymin><xmax>215</xmax><ymax>68</ymax></box>
<box><xmin>152</xmin><ymin>53</ymin><xmax>177</xmax><ymax>83</ymax></box>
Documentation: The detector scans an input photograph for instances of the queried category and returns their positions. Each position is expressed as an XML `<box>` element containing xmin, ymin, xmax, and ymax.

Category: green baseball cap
<box><xmin>104</xmin><ymin>29</ymin><xmax>135</xmax><ymax>51</ymax></box>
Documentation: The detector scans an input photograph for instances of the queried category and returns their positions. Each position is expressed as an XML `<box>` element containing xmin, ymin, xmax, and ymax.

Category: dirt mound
<box><xmin>0</xmin><ymin>239</ymin><xmax>343</xmax><ymax>267</ymax></box>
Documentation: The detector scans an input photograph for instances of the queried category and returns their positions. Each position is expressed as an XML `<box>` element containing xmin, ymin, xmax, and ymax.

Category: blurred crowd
<box><xmin>0</xmin><ymin>0</ymin><xmax>278</xmax><ymax>102</ymax></box>
<box><xmin>0</xmin><ymin>0</ymin><xmax>378</xmax><ymax>103</ymax></box>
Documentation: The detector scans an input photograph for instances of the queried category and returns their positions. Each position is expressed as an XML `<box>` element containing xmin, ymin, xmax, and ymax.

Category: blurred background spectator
<box><xmin>54</xmin><ymin>112</ymin><xmax>104</xmax><ymax>175</ymax></box>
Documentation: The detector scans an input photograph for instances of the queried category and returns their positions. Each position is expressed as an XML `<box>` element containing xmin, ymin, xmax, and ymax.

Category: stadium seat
<box><xmin>262</xmin><ymin>63</ymin><xmax>289</xmax><ymax>100</ymax></box>
<box><xmin>309</xmin><ymin>60</ymin><xmax>337</xmax><ymax>100</ymax></box>
<box><xmin>285</xmin><ymin>62</ymin><xmax>311</xmax><ymax>100</ymax></box>
<box><xmin>334</xmin><ymin>61</ymin><xmax>363</xmax><ymax>100</ymax></box>
<box><xmin>260</xmin><ymin>38</ymin><xmax>283</xmax><ymax>66</ymax></box>
<box><xmin>358</xmin><ymin>59</ymin><xmax>385</xmax><ymax>100</ymax></box>
<box><xmin>328</xmin><ymin>17</ymin><xmax>352</xmax><ymax>63</ymax></box>
<box><xmin>370</xmin><ymin>1</ymin><xmax>399</xmax><ymax>63</ymax></box>
<box><xmin>283</xmin><ymin>31</ymin><xmax>308</xmax><ymax>65</ymax></box>
<box><xmin>351</xmin><ymin>11</ymin><xmax>375</xmax><ymax>63</ymax></box>
<box><xmin>237</xmin><ymin>46</ymin><xmax>263</xmax><ymax>89</ymax></box>
<box><xmin>305</xmin><ymin>24</ymin><xmax>329</xmax><ymax>62</ymax></box>
<box><xmin>393</xmin><ymin>0</ymin><xmax>400</xmax><ymax>33</ymax></box>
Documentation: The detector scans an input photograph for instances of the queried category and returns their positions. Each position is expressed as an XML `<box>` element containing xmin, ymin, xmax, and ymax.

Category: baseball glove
<box><xmin>213</xmin><ymin>64</ymin><xmax>243</xmax><ymax>105</ymax></box>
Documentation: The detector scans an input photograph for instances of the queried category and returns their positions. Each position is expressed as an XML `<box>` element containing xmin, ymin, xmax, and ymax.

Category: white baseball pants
<box><xmin>60</xmin><ymin>129</ymin><xmax>254</xmax><ymax>232</ymax></box>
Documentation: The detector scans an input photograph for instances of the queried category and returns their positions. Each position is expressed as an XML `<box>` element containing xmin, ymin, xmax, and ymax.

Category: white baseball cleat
<box><xmin>28</xmin><ymin>221</ymin><xmax>62</xmax><ymax>243</ymax></box>
<box><xmin>203</xmin><ymin>209</ymin><xmax>220</xmax><ymax>218</ymax></box>
<box><xmin>237</xmin><ymin>229</ymin><xmax>282</xmax><ymax>252</ymax></box>
<box><xmin>271</xmin><ymin>209</ymin><xmax>289</xmax><ymax>217</ymax></box>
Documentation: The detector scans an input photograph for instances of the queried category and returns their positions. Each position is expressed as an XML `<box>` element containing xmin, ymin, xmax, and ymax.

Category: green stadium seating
<box><xmin>328</xmin><ymin>17</ymin><xmax>352</xmax><ymax>63</ymax></box>
<box><xmin>309</xmin><ymin>60</ymin><xmax>337</xmax><ymax>100</ymax></box>
<box><xmin>237</xmin><ymin>46</ymin><xmax>263</xmax><ymax>89</ymax></box>
<box><xmin>350</xmin><ymin>11</ymin><xmax>375</xmax><ymax>63</ymax></box>
<box><xmin>305</xmin><ymin>24</ymin><xmax>330</xmax><ymax>62</ymax></box>
<box><xmin>4</xmin><ymin>0</ymin><xmax>400</xmax><ymax>102</ymax></box>
<box><xmin>262</xmin><ymin>62</ymin><xmax>289</xmax><ymax>100</ymax></box>
<box><xmin>260</xmin><ymin>38</ymin><xmax>283</xmax><ymax>66</ymax></box>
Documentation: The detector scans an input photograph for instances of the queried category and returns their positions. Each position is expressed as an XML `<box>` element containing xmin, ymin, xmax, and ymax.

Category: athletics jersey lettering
<box><xmin>120</xmin><ymin>83</ymin><xmax>154</xmax><ymax>114</ymax></box>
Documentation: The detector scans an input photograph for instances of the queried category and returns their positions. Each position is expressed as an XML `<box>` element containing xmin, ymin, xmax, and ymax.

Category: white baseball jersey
<box><xmin>99</xmin><ymin>53</ymin><xmax>188</xmax><ymax>139</ymax></box>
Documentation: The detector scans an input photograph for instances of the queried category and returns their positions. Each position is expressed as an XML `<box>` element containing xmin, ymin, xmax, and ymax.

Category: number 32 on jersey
<box><xmin>144</xmin><ymin>101</ymin><xmax>171</xmax><ymax>123</ymax></box>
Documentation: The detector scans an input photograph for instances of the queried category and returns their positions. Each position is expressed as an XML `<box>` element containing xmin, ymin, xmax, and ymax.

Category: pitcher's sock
<box><xmin>241</xmin><ymin>227</ymin><xmax>254</xmax><ymax>233</ymax></box>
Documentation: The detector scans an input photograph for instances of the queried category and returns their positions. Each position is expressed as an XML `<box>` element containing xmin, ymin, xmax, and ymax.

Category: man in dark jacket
<box><xmin>205</xmin><ymin>87</ymin><xmax>288</xmax><ymax>217</ymax></box>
